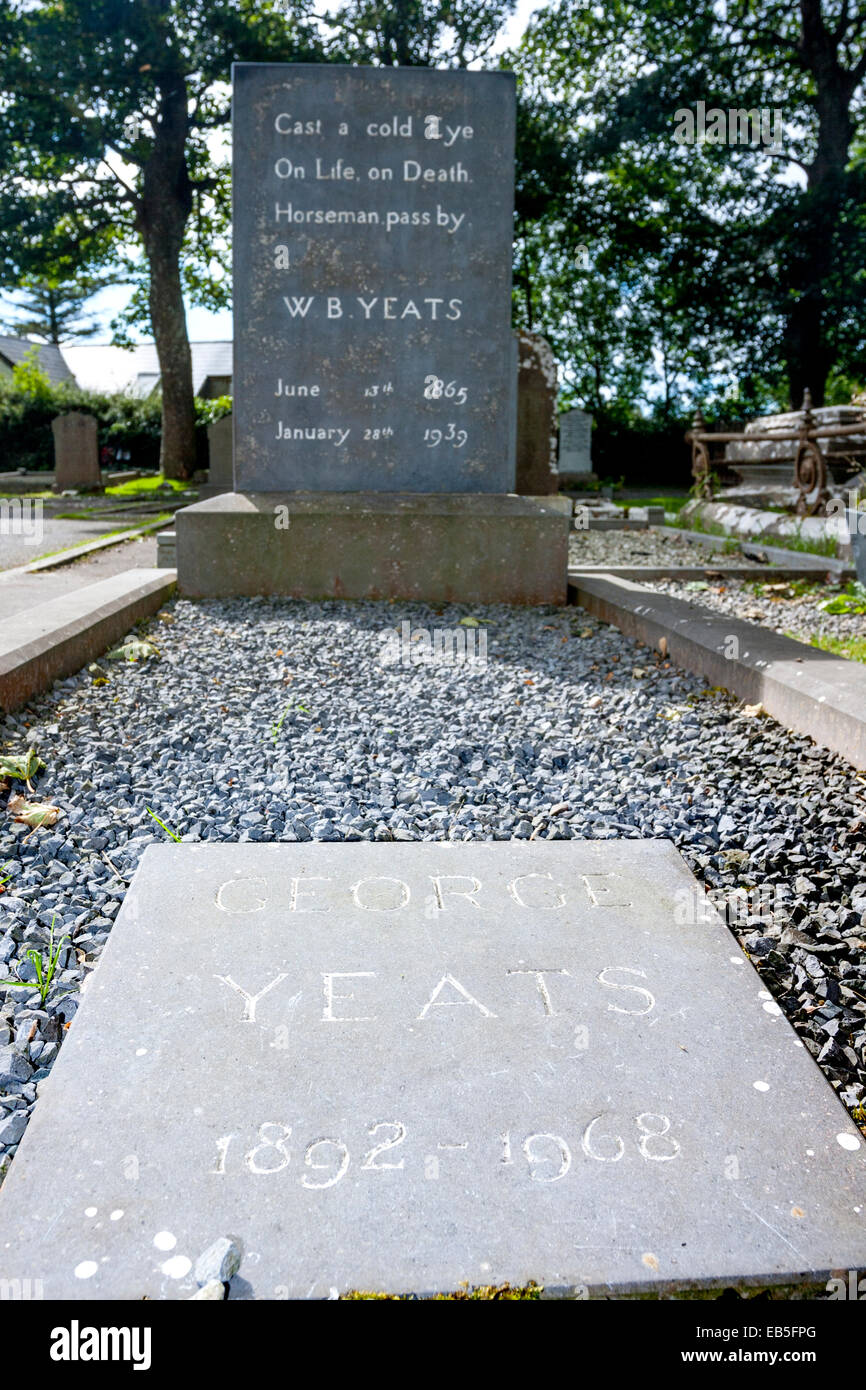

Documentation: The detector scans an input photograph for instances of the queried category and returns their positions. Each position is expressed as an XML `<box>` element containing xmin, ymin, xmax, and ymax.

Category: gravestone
<box><xmin>515</xmin><ymin>332</ymin><xmax>558</xmax><ymax>495</ymax></box>
<box><xmin>0</xmin><ymin>840</ymin><xmax>863</xmax><ymax>1299</ymax></box>
<box><xmin>52</xmin><ymin>412</ymin><xmax>101</xmax><ymax>492</ymax></box>
<box><xmin>724</xmin><ymin>406</ymin><xmax>866</xmax><ymax>505</ymax></box>
<box><xmin>199</xmin><ymin>415</ymin><xmax>234</xmax><ymax>500</ymax></box>
<box><xmin>176</xmin><ymin>64</ymin><xmax>571</xmax><ymax>601</ymax></box>
<box><xmin>231</xmin><ymin>64</ymin><xmax>515</xmax><ymax>493</ymax></box>
<box><xmin>558</xmin><ymin>408</ymin><xmax>593</xmax><ymax>481</ymax></box>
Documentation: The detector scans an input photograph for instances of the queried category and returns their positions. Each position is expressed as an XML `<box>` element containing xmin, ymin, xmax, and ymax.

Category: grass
<box><xmin>146</xmin><ymin>807</ymin><xmax>182</xmax><ymax>841</ymax></box>
<box><xmin>673</xmin><ymin>510</ymin><xmax>840</xmax><ymax>558</ymax></box>
<box><xmin>105</xmin><ymin>474</ymin><xmax>192</xmax><ymax>497</ymax></box>
<box><xmin>342</xmin><ymin>1282</ymin><xmax>543</xmax><ymax>1300</ymax></box>
<box><xmin>0</xmin><ymin>918</ymin><xmax>72</xmax><ymax>1008</ymax></box>
<box><xmin>803</xmin><ymin>632</ymin><xmax>866</xmax><ymax>664</ymax></box>
<box><xmin>615</xmin><ymin>495</ymin><xmax>690</xmax><ymax>514</ymax></box>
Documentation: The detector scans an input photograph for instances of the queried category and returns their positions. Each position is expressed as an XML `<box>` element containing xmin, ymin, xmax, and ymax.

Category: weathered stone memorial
<box><xmin>1</xmin><ymin>841</ymin><xmax>863</xmax><ymax>1299</ymax></box>
<box><xmin>52</xmin><ymin>412</ymin><xmax>102</xmax><ymax>492</ymax></box>
<box><xmin>199</xmin><ymin>414</ymin><xmax>234</xmax><ymax>499</ymax></box>
<box><xmin>515</xmin><ymin>331</ymin><xmax>559</xmax><ymax>495</ymax></box>
<box><xmin>177</xmin><ymin>64</ymin><xmax>570</xmax><ymax>602</ymax></box>
<box><xmin>558</xmin><ymin>407</ymin><xmax>593</xmax><ymax>482</ymax></box>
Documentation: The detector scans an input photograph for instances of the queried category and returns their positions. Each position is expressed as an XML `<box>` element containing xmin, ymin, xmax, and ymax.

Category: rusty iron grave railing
<box><xmin>686</xmin><ymin>390</ymin><xmax>866</xmax><ymax>516</ymax></box>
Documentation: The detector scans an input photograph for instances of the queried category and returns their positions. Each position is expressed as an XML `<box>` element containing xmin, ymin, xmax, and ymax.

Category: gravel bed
<box><xmin>1</xmin><ymin>596</ymin><xmax>865</xmax><ymax>1184</ymax></box>
<box><xmin>568</xmin><ymin>526</ymin><xmax>769</xmax><ymax>568</ymax></box>
<box><xmin>647</xmin><ymin>576</ymin><xmax>866</xmax><ymax>651</ymax></box>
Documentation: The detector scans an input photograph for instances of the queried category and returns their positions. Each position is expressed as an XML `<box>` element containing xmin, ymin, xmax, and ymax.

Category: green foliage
<box><xmin>820</xmin><ymin>584</ymin><xmax>866</xmax><ymax>616</ymax></box>
<box><xmin>512</xmin><ymin>0</ymin><xmax>866</xmax><ymax>410</ymax></box>
<box><xmin>10</xmin><ymin>348</ymin><xmax>53</xmax><ymax>403</ymax></box>
<box><xmin>2</xmin><ymin>275</ymin><xmax>112</xmax><ymax>344</ymax></box>
<box><xmin>0</xmin><ymin>372</ymin><xmax>229</xmax><ymax>472</ymax></box>
<box><xmin>0</xmin><ymin>750</ymin><xmax>45</xmax><ymax>785</ymax></box>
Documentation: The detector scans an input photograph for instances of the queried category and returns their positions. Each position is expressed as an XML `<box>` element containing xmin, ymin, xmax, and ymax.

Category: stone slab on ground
<box><xmin>0</xmin><ymin>840</ymin><xmax>864</xmax><ymax>1300</ymax></box>
<box><xmin>662</xmin><ymin>527</ymin><xmax>854</xmax><ymax>578</ymax></box>
<box><xmin>176</xmin><ymin>491</ymin><xmax>570</xmax><ymax>604</ymax></box>
<box><xmin>571</xmin><ymin>572</ymin><xmax>866</xmax><ymax>770</ymax></box>
<box><xmin>0</xmin><ymin>567</ymin><xmax>176</xmax><ymax>711</ymax></box>
<box><xmin>569</xmin><ymin>565</ymin><xmax>845</xmax><ymax>583</ymax></box>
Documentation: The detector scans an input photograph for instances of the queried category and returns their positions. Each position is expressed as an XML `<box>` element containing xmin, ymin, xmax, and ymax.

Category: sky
<box><xmin>3</xmin><ymin>0</ymin><xmax>544</xmax><ymax>349</ymax></box>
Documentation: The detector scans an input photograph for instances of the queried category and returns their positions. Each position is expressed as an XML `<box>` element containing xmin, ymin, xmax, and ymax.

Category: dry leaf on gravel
<box><xmin>7</xmin><ymin>794</ymin><xmax>61</xmax><ymax>829</ymax></box>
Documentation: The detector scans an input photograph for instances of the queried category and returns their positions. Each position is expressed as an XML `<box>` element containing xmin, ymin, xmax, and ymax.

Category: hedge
<box><xmin>0</xmin><ymin>363</ymin><xmax>231</xmax><ymax>473</ymax></box>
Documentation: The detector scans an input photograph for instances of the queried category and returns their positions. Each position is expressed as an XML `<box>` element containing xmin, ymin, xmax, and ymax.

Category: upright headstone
<box><xmin>199</xmin><ymin>415</ymin><xmax>234</xmax><ymax>499</ymax></box>
<box><xmin>233</xmin><ymin>64</ymin><xmax>516</xmax><ymax>493</ymax></box>
<box><xmin>515</xmin><ymin>332</ymin><xmax>558</xmax><ymax>495</ymax></box>
<box><xmin>0</xmin><ymin>841</ymin><xmax>864</xmax><ymax>1299</ymax></box>
<box><xmin>176</xmin><ymin>63</ymin><xmax>572</xmax><ymax>602</ymax></box>
<box><xmin>558</xmin><ymin>408</ymin><xmax>593</xmax><ymax>481</ymax></box>
<box><xmin>51</xmin><ymin>413</ymin><xmax>101</xmax><ymax>492</ymax></box>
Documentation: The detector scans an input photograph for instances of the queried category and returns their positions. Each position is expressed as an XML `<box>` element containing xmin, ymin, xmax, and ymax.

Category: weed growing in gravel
<box><xmin>804</xmin><ymin>633</ymin><xmax>866</xmax><ymax>664</ymax></box>
<box><xmin>269</xmin><ymin>701</ymin><xmax>311</xmax><ymax>744</ymax></box>
<box><xmin>820</xmin><ymin>583</ymin><xmax>866</xmax><ymax>616</ymax></box>
<box><xmin>0</xmin><ymin>919</ymin><xmax>72</xmax><ymax>1008</ymax></box>
<box><xmin>145</xmin><ymin>807</ymin><xmax>182</xmax><ymax>842</ymax></box>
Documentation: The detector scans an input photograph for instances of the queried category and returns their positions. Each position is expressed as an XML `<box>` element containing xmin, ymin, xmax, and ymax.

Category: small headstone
<box><xmin>0</xmin><ymin>841</ymin><xmax>864</xmax><ymax>1299</ymax></box>
<box><xmin>558</xmin><ymin>408</ymin><xmax>593</xmax><ymax>480</ymax></box>
<box><xmin>515</xmin><ymin>332</ymin><xmax>558</xmax><ymax>495</ymax></box>
<box><xmin>51</xmin><ymin>413</ymin><xmax>101</xmax><ymax>492</ymax></box>
<box><xmin>232</xmin><ymin>64</ymin><xmax>517</xmax><ymax>492</ymax></box>
<box><xmin>201</xmin><ymin>415</ymin><xmax>233</xmax><ymax>497</ymax></box>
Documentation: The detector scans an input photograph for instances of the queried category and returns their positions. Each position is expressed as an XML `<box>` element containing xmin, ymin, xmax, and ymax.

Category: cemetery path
<box><xmin>0</xmin><ymin>595</ymin><xmax>864</xmax><ymax>1190</ymax></box>
<box><xmin>0</xmin><ymin>517</ymin><xmax>129</xmax><ymax>572</ymax></box>
<box><xmin>0</xmin><ymin>536</ymin><xmax>159</xmax><ymax>621</ymax></box>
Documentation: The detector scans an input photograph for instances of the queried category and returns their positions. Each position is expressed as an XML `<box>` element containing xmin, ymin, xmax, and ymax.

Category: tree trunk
<box><xmin>784</xmin><ymin>1</ymin><xmax>856</xmax><ymax>407</ymax></box>
<box><xmin>520</xmin><ymin>222</ymin><xmax>534</xmax><ymax>330</ymax></box>
<box><xmin>137</xmin><ymin>73</ymin><xmax>196</xmax><ymax>480</ymax></box>
<box><xmin>48</xmin><ymin>288</ymin><xmax>59</xmax><ymax>345</ymax></box>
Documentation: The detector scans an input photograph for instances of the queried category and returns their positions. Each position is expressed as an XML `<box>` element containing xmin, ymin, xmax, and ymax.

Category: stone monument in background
<box><xmin>557</xmin><ymin>407</ymin><xmax>593</xmax><ymax>483</ymax></box>
<box><xmin>177</xmin><ymin>64</ymin><xmax>570</xmax><ymax>603</ymax></box>
<box><xmin>514</xmin><ymin>332</ymin><xmax>559</xmax><ymax>495</ymax></box>
<box><xmin>52</xmin><ymin>412</ymin><xmax>102</xmax><ymax>492</ymax></box>
<box><xmin>199</xmin><ymin>414</ymin><xmax>234</xmax><ymax>499</ymax></box>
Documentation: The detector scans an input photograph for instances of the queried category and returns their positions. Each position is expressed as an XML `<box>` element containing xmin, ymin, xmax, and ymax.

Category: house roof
<box><xmin>61</xmin><ymin>341</ymin><xmax>232</xmax><ymax>396</ymax></box>
<box><xmin>0</xmin><ymin>336</ymin><xmax>76</xmax><ymax>387</ymax></box>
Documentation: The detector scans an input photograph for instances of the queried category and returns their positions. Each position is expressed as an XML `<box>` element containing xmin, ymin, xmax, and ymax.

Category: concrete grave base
<box><xmin>0</xmin><ymin>841</ymin><xmax>864</xmax><ymax>1300</ymax></box>
<box><xmin>176</xmin><ymin>490</ymin><xmax>571</xmax><ymax>604</ymax></box>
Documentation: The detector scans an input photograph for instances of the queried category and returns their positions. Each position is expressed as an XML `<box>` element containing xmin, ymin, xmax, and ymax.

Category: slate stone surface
<box><xmin>232</xmin><ymin>64</ymin><xmax>517</xmax><ymax>492</ymax></box>
<box><xmin>1</xmin><ymin>841</ymin><xmax>864</xmax><ymax>1300</ymax></box>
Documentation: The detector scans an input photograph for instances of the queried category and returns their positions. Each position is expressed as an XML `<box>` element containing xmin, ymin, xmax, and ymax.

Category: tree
<box><xmin>0</xmin><ymin>0</ymin><xmax>324</xmax><ymax>477</ymax></box>
<box><xmin>2</xmin><ymin>276</ymin><xmax>110</xmax><ymax>343</ymax></box>
<box><xmin>516</xmin><ymin>0</ymin><xmax>866</xmax><ymax>408</ymax></box>
<box><xmin>328</xmin><ymin>0</ymin><xmax>516</xmax><ymax>67</ymax></box>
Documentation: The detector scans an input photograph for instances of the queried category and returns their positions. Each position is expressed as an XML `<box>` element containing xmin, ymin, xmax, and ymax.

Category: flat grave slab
<box><xmin>0</xmin><ymin>841</ymin><xmax>864</xmax><ymax>1299</ymax></box>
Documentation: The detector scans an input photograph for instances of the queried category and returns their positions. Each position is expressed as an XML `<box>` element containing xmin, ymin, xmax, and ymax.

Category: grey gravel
<box><xmin>569</xmin><ymin>527</ymin><xmax>769</xmax><ymax>569</ymax></box>
<box><xmin>1</xmin><ymin>594</ymin><xmax>865</xmax><ymax>1180</ymax></box>
<box><xmin>195</xmin><ymin>1236</ymin><xmax>241</xmax><ymax>1286</ymax></box>
<box><xmin>648</xmin><ymin>575</ymin><xmax>865</xmax><ymax>653</ymax></box>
